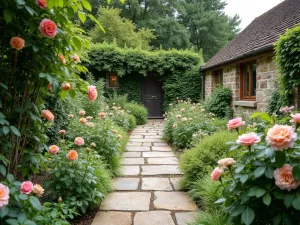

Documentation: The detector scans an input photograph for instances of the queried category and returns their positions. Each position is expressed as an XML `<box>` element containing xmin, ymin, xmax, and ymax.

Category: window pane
<box><xmin>243</xmin><ymin>66</ymin><xmax>250</xmax><ymax>97</ymax></box>
<box><xmin>251</xmin><ymin>64</ymin><xmax>257</xmax><ymax>96</ymax></box>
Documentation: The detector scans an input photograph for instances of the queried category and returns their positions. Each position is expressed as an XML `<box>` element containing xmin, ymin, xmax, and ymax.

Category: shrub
<box><xmin>204</xmin><ymin>86</ymin><xmax>232</xmax><ymax>118</ymax></box>
<box><xmin>191</xmin><ymin>211</ymin><xmax>227</xmax><ymax>225</ymax></box>
<box><xmin>109</xmin><ymin>108</ymin><xmax>137</xmax><ymax>131</ymax></box>
<box><xmin>267</xmin><ymin>89</ymin><xmax>282</xmax><ymax>115</ymax></box>
<box><xmin>124</xmin><ymin>103</ymin><xmax>148</xmax><ymax>125</ymax></box>
<box><xmin>107</xmin><ymin>92</ymin><xmax>128</xmax><ymax>108</ymax></box>
<box><xmin>180</xmin><ymin>131</ymin><xmax>237</xmax><ymax>189</ymax></box>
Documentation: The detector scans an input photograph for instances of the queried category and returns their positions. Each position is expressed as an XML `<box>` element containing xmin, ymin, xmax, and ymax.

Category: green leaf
<box><xmin>0</xmin><ymin>207</ymin><xmax>9</xmax><ymax>218</ymax></box>
<box><xmin>10</xmin><ymin>126</ymin><xmax>21</xmax><ymax>136</ymax></box>
<box><xmin>273</xmin><ymin>214</ymin><xmax>281</xmax><ymax>225</ymax></box>
<box><xmin>17</xmin><ymin>0</ymin><xmax>25</xmax><ymax>5</ymax></box>
<box><xmin>107</xmin><ymin>0</ymin><xmax>111</xmax><ymax>3</ymax></box>
<box><xmin>263</xmin><ymin>193</ymin><xmax>271</xmax><ymax>206</ymax></box>
<box><xmin>229</xmin><ymin>144</ymin><xmax>239</xmax><ymax>151</ymax></box>
<box><xmin>0</xmin><ymin>165</ymin><xmax>6</xmax><ymax>177</ymax></box>
<box><xmin>265</xmin><ymin>148</ymin><xmax>275</xmax><ymax>158</ymax></box>
<box><xmin>120</xmin><ymin>0</ymin><xmax>125</xmax><ymax>3</ymax></box>
<box><xmin>292</xmin><ymin>164</ymin><xmax>300</xmax><ymax>181</ymax></box>
<box><xmin>88</xmin><ymin>14</ymin><xmax>105</xmax><ymax>33</ymax></box>
<box><xmin>241</xmin><ymin>206</ymin><xmax>255</xmax><ymax>225</ymax></box>
<box><xmin>275</xmin><ymin>151</ymin><xmax>286</xmax><ymax>168</ymax></box>
<box><xmin>29</xmin><ymin>196</ymin><xmax>41</xmax><ymax>210</ymax></box>
<box><xmin>248</xmin><ymin>187</ymin><xmax>259</xmax><ymax>197</ymax></box>
<box><xmin>231</xmin><ymin>204</ymin><xmax>245</xmax><ymax>216</ymax></box>
<box><xmin>292</xmin><ymin>193</ymin><xmax>300</xmax><ymax>210</ymax></box>
<box><xmin>254</xmin><ymin>166</ymin><xmax>266</xmax><ymax>178</ymax></box>
<box><xmin>72</xmin><ymin>37</ymin><xmax>82</xmax><ymax>50</ymax></box>
<box><xmin>235</xmin><ymin>165</ymin><xmax>245</xmax><ymax>173</ymax></box>
<box><xmin>250</xmin><ymin>112</ymin><xmax>261</xmax><ymax>119</ymax></box>
<box><xmin>81</xmin><ymin>0</ymin><xmax>92</xmax><ymax>11</ymax></box>
<box><xmin>265</xmin><ymin>167</ymin><xmax>274</xmax><ymax>179</ymax></box>
<box><xmin>261</xmin><ymin>112</ymin><xmax>271</xmax><ymax>122</ymax></box>
<box><xmin>39</xmin><ymin>73</ymin><xmax>47</xmax><ymax>78</ymax></box>
<box><xmin>284</xmin><ymin>193</ymin><xmax>294</xmax><ymax>208</ymax></box>
<box><xmin>18</xmin><ymin>194</ymin><xmax>28</xmax><ymax>201</ymax></box>
<box><xmin>282</xmin><ymin>212</ymin><xmax>293</xmax><ymax>225</ymax></box>
<box><xmin>2</xmin><ymin>126</ymin><xmax>10</xmax><ymax>135</ymax></box>
<box><xmin>60</xmin><ymin>90</ymin><xmax>68</xmax><ymax>100</ymax></box>
<box><xmin>25</xmin><ymin>6</ymin><xmax>36</xmax><ymax>16</ymax></box>
<box><xmin>4</xmin><ymin>9</ymin><xmax>13</xmax><ymax>23</ymax></box>
<box><xmin>6</xmin><ymin>174</ymin><xmax>14</xmax><ymax>183</ymax></box>
<box><xmin>240</xmin><ymin>174</ymin><xmax>248</xmax><ymax>184</ymax></box>
<box><xmin>78</xmin><ymin>11</ymin><xmax>86</xmax><ymax>23</ymax></box>
<box><xmin>5</xmin><ymin>219</ymin><xmax>19</xmax><ymax>225</ymax></box>
<box><xmin>214</xmin><ymin>198</ymin><xmax>226</xmax><ymax>204</ymax></box>
<box><xmin>255</xmin><ymin>188</ymin><xmax>266</xmax><ymax>198</ymax></box>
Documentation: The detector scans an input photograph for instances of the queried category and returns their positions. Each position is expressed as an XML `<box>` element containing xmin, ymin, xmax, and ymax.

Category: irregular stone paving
<box><xmin>92</xmin><ymin>120</ymin><xmax>198</xmax><ymax>225</ymax></box>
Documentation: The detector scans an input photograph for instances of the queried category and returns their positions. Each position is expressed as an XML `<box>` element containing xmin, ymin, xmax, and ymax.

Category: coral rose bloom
<box><xmin>20</xmin><ymin>181</ymin><xmax>33</xmax><ymax>194</ymax></box>
<box><xmin>42</xmin><ymin>110</ymin><xmax>54</xmax><ymax>122</ymax></box>
<box><xmin>88</xmin><ymin>85</ymin><xmax>98</xmax><ymax>102</ymax></box>
<box><xmin>10</xmin><ymin>37</ymin><xmax>25</xmax><ymax>50</ymax></box>
<box><xmin>36</xmin><ymin>0</ymin><xmax>47</xmax><ymax>9</ymax></box>
<box><xmin>58</xmin><ymin>54</ymin><xmax>66</xmax><ymax>64</ymax></box>
<box><xmin>67</xmin><ymin>150</ymin><xmax>78</xmax><ymax>161</ymax></box>
<box><xmin>59</xmin><ymin>130</ymin><xmax>66</xmax><ymax>135</ymax></box>
<box><xmin>236</xmin><ymin>132</ymin><xmax>261</xmax><ymax>146</ymax></box>
<box><xmin>73</xmin><ymin>54</ymin><xmax>81</xmax><ymax>62</ymax></box>
<box><xmin>61</xmin><ymin>82</ymin><xmax>71</xmax><ymax>91</ymax></box>
<box><xmin>47</xmin><ymin>83</ymin><xmax>53</xmax><ymax>92</ymax></box>
<box><xmin>274</xmin><ymin>164</ymin><xmax>300</xmax><ymax>191</ymax></box>
<box><xmin>227</xmin><ymin>117</ymin><xmax>245</xmax><ymax>130</ymax></box>
<box><xmin>291</xmin><ymin>113</ymin><xmax>300</xmax><ymax>124</ymax></box>
<box><xmin>39</xmin><ymin>19</ymin><xmax>57</xmax><ymax>38</ymax></box>
<box><xmin>211</xmin><ymin>167</ymin><xmax>223</xmax><ymax>181</ymax></box>
<box><xmin>79</xmin><ymin>117</ymin><xmax>87</xmax><ymax>124</ymax></box>
<box><xmin>33</xmin><ymin>184</ymin><xmax>44</xmax><ymax>196</ymax></box>
<box><xmin>79</xmin><ymin>110</ymin><xmax>85</xmax><ymax>116</ymax></box>
<box><xmin>217</xmin><ymin>158</ymin><xmax>236</xmax><ymax>168</ymax></box>
<box><xmin>98</xmin><ymin>112</ymin><xmax>106</xmax><ymax>118</ymax></box>
<box><xmin>48</xmin><ymin>145</ymin><xmax>59</xmax><ymax>154</ymax></box>
<box><xmin>266</xmin><ymin>125</ymin><xmax>297</xmax><ymax>150</ymax></box>
<box><xmin>74</xmin><ymin>137</ymin><xmax>84</xmax><ymax>146</ymax></box>
<box><xmin>0</xmin><ymin>183</ymin><xmax>9</xmax><ymax>208</ymax></box>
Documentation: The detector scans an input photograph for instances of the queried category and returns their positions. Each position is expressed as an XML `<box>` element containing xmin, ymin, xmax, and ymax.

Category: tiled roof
<box><xmin>202</xmin><ymin>0</ymin><xmax>300</xmax><ymax>70</ymax></box>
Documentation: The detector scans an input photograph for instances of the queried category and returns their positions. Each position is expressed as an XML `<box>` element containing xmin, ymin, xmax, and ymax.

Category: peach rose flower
<box><xmin>10</xmin><ymin>37</ymin><xmax>25</xmax><ymax>50</ymax></box>
<box><xmin>68</xmin><ymin>114</ymin><xmax>74</xmax><ymax>118</ymax></box>
<box><xmin>42</xmin><ymin>110</ymin><xmax>54</xmax><ymax>122</ymax></box>
<box><xmin>73</xmin><ymin>54</ymin><xmax>81</xmax><ymax>62</ymax></box>
<box><xmin>58</xmin><ymin>54</ymin><xmax>66</xmax><ymax>64</ymax></box>
<box><xmin>79</xmin><ymin>117</ymin><xmax>87</xmax><ymax>124</ymax></box>
<box><xmin>86</xmin><ymin>116</ymin><xmax>93</xmax><ymax>120</ymax></box>
<box><xmin>61</xmin><ymin>82</ymin><xmax>71</xmax><ymax>91</ymax></box>
<box><xmin>98</xmin><ymin>112</ymin><xmax>106</xmax><ymax>118</ymax></box>
<box><xmin>47</xmin><ymin>83</ymin><xmax>53</xmax><ymax>92</ymax></box>
<box><xmin>67</xmin><ymin>150</ymin><xmax>78</xmax><ymax>161</ymax></box>
<box><xmin>20</xmin><ymin>181</ymin><xmax>33</xmax><ymax>194</ymax></box>
<box><xmin>39</xmin><ymin>19</ymin><xmax>57</xmax><ymax>38</ymax></box>
<box><xmin>217</xmin><ymin>158</ymin><xmax>236</xmax><ymax>168</ymax></box>
<box><xmin>290</xmin><ymin>113</ymin><xmax>300</xmax><ymax>124</ymax></box>
<box><xmin>86</xmin><ymin>122</ymin><xmax>94</xmax><ymax>127</ymax></box>
<box><xmin>227</xmin><ymin>117</ymin><xmax>245</xmax><ymax>130</ymax></box>
<box><xmin>33</xmin><ymin>184</ymin><xmax>44</xmax><ymax>196</ymax></box>
<box><xmin>48</xmin><ymin>145</ymin><xmax>59</xmax><ymax>154</ymax></box>
<box><xmin>266</xmin><ymin>125</ymin><xmax>297</xmax><ymax>150</ymax></box>
<box><xmin>0</xmin><ymin>183</ymin><xmax>9</xmax><ymax>208</ymax></box>
<box><xmin>36</xmin><ymin>0</ymin><xmax>47</xmax><ymax>9</ymax></box>
<box><xmin>211</xmin><ymin>167</ymin><xmax>223</xmax><ymax>181</ymax></box>
<box><xmin>59</xmin><ymin>130</ymin><xmax>66</xmax><ymax>135</ymax></box>
<box><xmin>74</xmin><ymin>137</ymin><xmax>84</xmax><ymax>146</ymax></box>
<box><xmin>236</xmin><ymin>132</ymin><xmax>261</xmax><ymax>146</ymax></box>
<box><xmin>88</xmin><ymin>85</ymin><xmax>97</xmax><ymax>102</ymax></box>
<box><xmin>274</xmin><ymin>164</ymin><xmax>300</xmax><ymax>191</ymax></box>
<box><xmin>79</xmin><ymin>110</ymin><xmax>85</xmax><ymax>116</ymax></box>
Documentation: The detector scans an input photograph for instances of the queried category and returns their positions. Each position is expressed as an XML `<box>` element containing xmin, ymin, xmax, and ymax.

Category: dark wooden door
<box><xmin>142</xmin><ymin>74</ymin><xmax>163</xmax><ymax>118</ymax></box>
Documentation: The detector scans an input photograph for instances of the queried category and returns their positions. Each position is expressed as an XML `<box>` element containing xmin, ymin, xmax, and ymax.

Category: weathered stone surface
<box><xmin>131</xmin><ymin>139</ymin><xmax>164</xmax><ymax>143</ymax></box>
<box><xmin>175</xmin><ymin>212</ymin><xmax>198</xmax><ymax>225</ymax></box>
<box><xmin>100</xmin><ymin>192</ymin><xmax>151</xmax><ymax>211</ymax></box>
<box><xmin>91</xmin><ymin>212</ymin><xmax>132</xmax><ymax>225</ymax></box>
<box><xmin>170</xmin><ymin>177</ymin><xmax>182</xmax><ymax>190</ymax></box>
<box><xmin>130</xmin><ymin>135</ymin><xmax>144</xmax><ymax>139</ymax></box>
<box><xmin>141</xmin><ymin>178</ymin><xmax>172</xmax><ymax>191</ymax></box>
<box><xmin>134</xmin><ymin>211</ymin><xmax>175</xmax><ymax>225</ymax></box>
<box><xmin>113</xmin><ymin>178</ymin><xmax>139</xmax><ymax>191</ymax></box>
<box><xmin>152</xmin><ymin>146</ymin><xmax>172</xmax><ymax>151</ymax></box>
<box><xmin>142</xmin><ymin>142</ymin><xmax>152</xmax><ymax>147</ymax></box>
<box><xmin>121</xmin><ymin>166</ymin><xmax>140</xmax><ymax>176</ymax></box>
<box><xmin>153</xmin><ymin>142</ymin><xmax>168</xmax><ymax>147</ymax></box>
<box><xmin>122</xmin><ymin>158</ymin><xmax>145</xmax><ymax>165</ymax></box>
<box><xmin>123</xmin><ymin>152</ymin><xmax>141</xmax><ymax>158</ymax></box>
<box><xmin>127</xmin><ymin>146</ymin><xmax>150</xmax><ymax>152</ymax></box>
<box><xmin>143</xmin><ymin>152</ymin><xmax>175</xmax><ymax>158</ymax></box>
<box><xmin>147</xmin><ymin>158</ymin><xmax>178</xmax><ymax>165</ymax></box>
<box><xmin>153</xmin><ymin>192</ymin><xmax>198</xmax><ymax>211</ymax></box>
<box><xmin>142</xmin><ymin>166</ymin><xmax>182</xmax><ymax>175</ymax></box>
<box><xmin>127</xmin><ymin>142</ymin><xmax>142</xmax><ymax>146</ymax></box>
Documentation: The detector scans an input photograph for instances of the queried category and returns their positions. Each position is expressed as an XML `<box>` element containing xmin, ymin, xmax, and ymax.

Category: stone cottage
<box><xmin>201</xmin><ymin>0</ymin><xmax>300</xmax><ymax>114</ymax></box>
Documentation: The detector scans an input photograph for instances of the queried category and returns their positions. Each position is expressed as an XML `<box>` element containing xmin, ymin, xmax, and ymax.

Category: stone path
<box><xmin>92</xmin><ymin>120</ymin><xmax>198</xmax><ymax>225</ymax></box>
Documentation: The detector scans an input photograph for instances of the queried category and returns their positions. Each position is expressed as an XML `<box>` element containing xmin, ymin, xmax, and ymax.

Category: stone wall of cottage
<box><xmin>204</xmin><ymin>52</ymin><xmax>278</xmax><ymax>117</ymax></box>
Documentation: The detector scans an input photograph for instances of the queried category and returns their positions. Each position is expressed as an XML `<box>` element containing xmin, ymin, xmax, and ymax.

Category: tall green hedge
<box><xmin>87</xmin><ymin>43</ymin><xmax>204</xmax><ymax>107</ymax></box>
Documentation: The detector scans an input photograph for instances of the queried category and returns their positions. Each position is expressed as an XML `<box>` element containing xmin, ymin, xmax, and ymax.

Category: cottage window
<box><xmin>214</xmin><ymin>69</ymin><xmax>223</xmax><ymax>86</ymax></box>
<box><xmin>240</xmin><ymin>63</ymin><xmax>256</xmax><ymax>100</ymax></box>
<box><xmin>107</xmin><ymin>73</ymin><xmax>119</xmax><ymax>88</ymax></box>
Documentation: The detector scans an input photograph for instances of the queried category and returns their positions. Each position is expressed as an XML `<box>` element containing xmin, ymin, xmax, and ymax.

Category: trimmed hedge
<box><xmin>124</xmin><ymin>103</ymin><xmax>148</xmax><ymax>125</ymax></box>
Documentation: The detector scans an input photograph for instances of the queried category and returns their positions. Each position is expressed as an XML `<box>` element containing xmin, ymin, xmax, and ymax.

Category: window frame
<box><xmin>240</xmin><ymin>62</ymin><xmax>257</xmax><ymax>100</ymax></box>
<box><xmin>214</xmin><ymin>69</ymin><xmax>223</xmax><ymax>87</ymax></box>
<box><xmin>106</xmin><ymin>73</ymin><xmax>119</xmax><ymax>88</ymax></box>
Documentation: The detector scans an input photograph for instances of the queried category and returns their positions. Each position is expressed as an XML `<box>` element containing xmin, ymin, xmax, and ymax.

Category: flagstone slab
<box><xmin>153</xmin><ymin>192</ymin><xmax>198</xmax><ymax>211</ymax></box>
<box><xmin>127</xmin><ymin>146</ymin><xmax>151</xmax><ymax>152</ymax></box>
<box><xmin>127</xmin><ymin>142</ymin><xmax>142</xmax><ymax>146</ymax></box>
<box><xmin>130</xmin><ymin>138</ymin><xmax>164</xmax><ymax>143</ymax></box>
<box><xmin>122</xmin><ymin>158</ymin><xmax>145</xmax><ymax>165</ymax></box>
<box><xmin>142</xmin><ymin>143</ymin><xmax>152</xmax><ymax>146</ymax></box>
<box><xmin>121</xmin><ymin>166</ymin><xmax>140</xmax><ymax>176</ymax></box>
<box><xmin>152</xmin><ymin>146</ymin><xmax>172</xmax><ymax>151</ymax></box>
<box><xmin>134</xmin><ymin>211</ymin><xmax>175</xmax><ymax>225</ymax></box>
<box><xmin>141</xmin><ymin>166</ymin><xmax>182</xmax><ymax>175</ymax></box>
<box><xmin>153</xmin><ymin>142</ymin><xmax>169</xmax><ymax>147</ymax></box>
<box><xmin>100</xmin><ymin>192</ymin><xmax>151</xmax><ymax>211</ymax></box>
<box><xmin>123</xmin><ymin>152</ymin><xmax>141</xmax><ymax>158</ymax></box>
<box><xmin>147</xmin><ymin>157</ymin><xmax>178</xmax><ymax>165</ymax></box>
<box><xmin>141</xmin><ymin>178</ymin><xmax>173</xmax><ymax>191</ymax></box>
<box><xmin>170</xmin><ymin>177</ymin><xmax>182</xmax><ymax>190</ymax></box>
<box><xmin>91</xmin><ymin>211</ymin><xmax>132</xmax><ymax>225</ymax></box>
<box><xmin>130</xmin><ymin>135</ymin><xmax>144</xmax><ymax>139</ymax></box>
<box><xmin>175</xmin><ymin>212</ymin><xmax>198</xmax><ymax>225</ymax></box>
<box><xmin>113</xmin><ymin>178</ymin><xmax>139</xmax><ymax>191</ymax></box>
<box><xmin>143</xmin><ymin>152</ymin><xmax>175</xmax><ymax>158</ymax></box>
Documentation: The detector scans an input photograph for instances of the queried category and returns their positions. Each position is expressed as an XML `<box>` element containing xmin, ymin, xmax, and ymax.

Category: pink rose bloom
<box><xmin>10</xmin><ymin>37</ymin><xmax>25</xmax><ymax>50</ymax></box>
<box><xmin>42</xmin><ymin>110</ymin><xmax>54</xmax><ymax>122</ymax></box>
<box><xmin>290</xmin><ymin>113</ymin><xmax>300</xmax><ymax>124</ymax></box>
<box><xmin>88</xmin><ymin>85</ymin><xmax>97</xmax><ymax>102</ymax></box>
<box><xmin>59</xmin><ymin>130</ymin><xmax>66</xmax><ymax>135</ymax></box>
<box><xmin>32</xmin><ymin>184</ymin><xmax>44</xmax><ymax>196</ymax></box>
<box><xmin>266</xmin><ymin>125</ymin><xmax>297</xmax><ymax>150</ymax></box>
<box><xmin>79</xmin><ymin>110</ymin><xmax>85</xmax><ymax>116</ymax></box>
<box><xmin>58</xmin><ymin>54</ymin><xmax>66</xmax><ymax>64</ymax></box>
<box><xmin>36</xmin><ymin>0</ymin><xmax>47</xmax><ymax>9</ymax></box>
<box><xmin>73</xmin><ymin>54</ymin><xmax>81</xmax><ymax>62</ymax></box>
<box><xmin>39</xmin><ymin>19</ymin><xmax>57</xmax><ymax>38</ymax></box>
<box><xmin>211</xmin><ymin>167</ymin><xmax>223</xmax><ymax>181</ymax></box>
<box><xmin>280</xmin><ymin>106</ymin><xmax>294</xmax><ymax>114</ymax></box>
<box><xmin>48</xmin><ymin>145</ymin><xmax>59</xmax><ymax>154</ymax></box>
<box><xmin>61</xmin><ymin>82</ymin><xmax>71</xmax><ymax>91</ymax></box>
<box><xmin>274</xmin><ymin>164</ymin><xmax>300</xmax><ymax>191</ymax></box>
<box><xmin>236</xmin><ymin>132</ymin><xmax>261</xmax><ymax>146</ymax></box>
<box><xmin>217</xmin><ymin>158</ymin><xmax>236</xmax><ymax>168</ymax></box>
<box><xmin>98</xmin><ymin>112</ymin><xmax>106</xmax><ymax>118</ymax></box>
<box><xmin>227</xmin><ymin>117</ymin><xmax>245</xmax><ymax>130</ymax></box>
<box><xmin>74</xmin><ymin>137</ymin><xmax>84</xmax><ymax>146</ymax></box>
<box><xmin>20</xmin><ymin>181</ymin><xmax>33</xmax><ymax>194</ymax></box>
<box><xmin>0</xmin><ymin>183</ymin><xmax>9</xmax><ymax>208</ymax></box>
